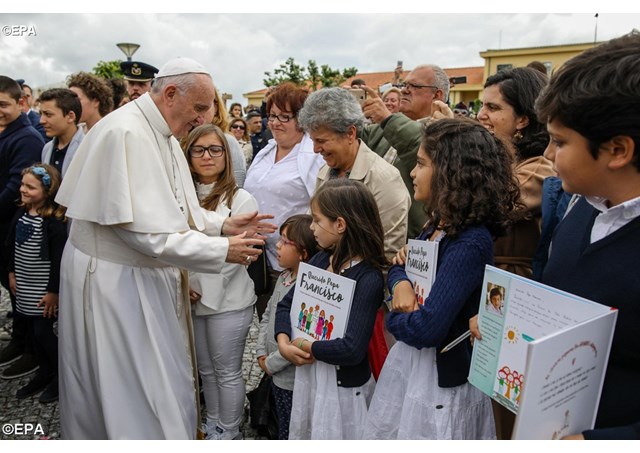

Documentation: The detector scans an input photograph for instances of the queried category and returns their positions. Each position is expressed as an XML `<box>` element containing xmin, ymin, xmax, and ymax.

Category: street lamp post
<box><xmin>116</xmin><ymin>43</ymin><xmax>140</xmax><ymax>62</ymax></box>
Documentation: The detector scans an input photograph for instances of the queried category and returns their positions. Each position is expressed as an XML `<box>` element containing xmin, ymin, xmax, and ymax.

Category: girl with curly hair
<box><xmin>363</xmin><ymin>118</ymin><xmax>521</xmax><ymax>439</ymax></box>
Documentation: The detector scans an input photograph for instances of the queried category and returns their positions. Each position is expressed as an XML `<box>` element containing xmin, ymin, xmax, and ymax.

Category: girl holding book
<box><xmin>274</xmin><ymin>178</ymin><xmax>386</xmax><ymax>439</ymax></box>
<box><xmin>255</xmin><ymin>214</ymin><xmax>318</xmax><ymax>440</ymax></box>
<box><xmin>363</xmin><ymin>119</ymin><xmax>521</xmax><ymax>439</ymax></box>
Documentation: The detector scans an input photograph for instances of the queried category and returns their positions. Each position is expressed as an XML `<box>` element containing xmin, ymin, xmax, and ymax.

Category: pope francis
<box><xmin>55</xmin><ymin>58</ymin><xmax>273</xmax><ymax>439</ymax></box>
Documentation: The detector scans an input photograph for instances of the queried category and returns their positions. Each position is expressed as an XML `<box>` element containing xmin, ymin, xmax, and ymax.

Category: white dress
<box><xmin>289</xmin><ymin>361</ymin><xmax>376</xmax><ymax>440</ymax></box>
<box><xmin>363</xmin><ymin>341</ymin><xmax>496</xmax><ymax>439</ymax></box>
<box><xmin>56</xmin><ymin>93</ymin><xmax>229</xmax><ymax>439</ymax></box>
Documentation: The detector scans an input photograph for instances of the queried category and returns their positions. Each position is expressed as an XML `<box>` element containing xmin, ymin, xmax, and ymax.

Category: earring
<box><xmin>513</xmin><ymin>129</ymin><xmax>523</xmax><ymax>141</ymax></box>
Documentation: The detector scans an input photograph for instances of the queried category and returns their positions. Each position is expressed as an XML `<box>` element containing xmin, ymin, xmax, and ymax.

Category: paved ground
<box><xmin>0</xmin><ymin>287</ymin><xmax>268</xmax><ymax>440</ymax></box>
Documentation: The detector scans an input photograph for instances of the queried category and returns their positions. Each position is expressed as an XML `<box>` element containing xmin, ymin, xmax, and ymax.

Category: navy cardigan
<box><xmin>387</xmin><ymin>224</ymin><xmax>493</xmax><ymax>388</ymax></box>
<box><xmin>274</xmin><ymin>251</ymin><xmax>384</xmax><ymax>388</ymax></box>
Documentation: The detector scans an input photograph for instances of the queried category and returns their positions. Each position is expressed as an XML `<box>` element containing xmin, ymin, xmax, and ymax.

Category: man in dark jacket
<box><xmin>0</xmin><ymin>75</ymin><xmax>44</xmax><ymax>378</ymax></box>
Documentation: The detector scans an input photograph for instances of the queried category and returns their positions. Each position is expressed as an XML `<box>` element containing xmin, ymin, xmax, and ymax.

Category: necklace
<box><xmin>329</xmin><ymin>257</ymin><xmax>362</xmax><ymax>275</ymax></box>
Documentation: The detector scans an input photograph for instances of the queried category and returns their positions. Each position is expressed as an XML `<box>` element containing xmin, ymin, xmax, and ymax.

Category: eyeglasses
<box><xmin>267</xmin><ymin>113</ymin><xmax>294</xmax><ymax>123</ymax></box>
<box><xmin>395</xmin><ymin>82</ymin><xmax>439</xmax><ymax>91</ymax></box>
<box><xmin>189</xmin><ymin>145</ymin><xmax>225</xmax><ymax>158</ymax></box>
<box><xmin>230</xmin><ymin>124</ymin><xmax>246</xmax><ymax>130</ymax></box>
<box><xmin>277</xmin><ymin>236</ymin><xmax>297</xmax><ymax>247</ymax></box>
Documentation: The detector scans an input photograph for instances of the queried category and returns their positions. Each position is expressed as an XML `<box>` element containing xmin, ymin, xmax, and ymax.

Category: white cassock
<box><xmin>55</xmin><ymin>93</ymin><xmax>229</xmax><ymax>439</ymax></box>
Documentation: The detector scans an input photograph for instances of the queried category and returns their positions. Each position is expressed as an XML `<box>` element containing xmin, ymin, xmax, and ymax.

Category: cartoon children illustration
<box><xmin>315</xmin><ymin>310</ymin><xmax>325</xmax><ymax>340</ymax></box>
<box><xmin>325</xmin><ymin>315</ymin><xmax>334</xmax><ymax>341</ymax></box>
<box><xmin>301</xmin><ymin>309</ymin><xmax>308</xmax><ymax>333</ymax></box>
<box><xmin>305</xmin><ymin>306</ymin><xmax>314</xmax><ymax>334</ymax></box>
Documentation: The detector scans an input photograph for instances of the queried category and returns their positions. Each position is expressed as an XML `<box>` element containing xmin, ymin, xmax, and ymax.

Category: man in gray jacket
<box><xmin>361</xmin><ymin>64</ymin><xmax>450</xmax><ymax>238</ymax></box>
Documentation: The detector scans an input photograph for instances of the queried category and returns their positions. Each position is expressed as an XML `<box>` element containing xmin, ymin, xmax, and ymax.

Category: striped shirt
<box><xmin>14</xmin><ymin>212</ymin><xmax>51</xmax><ymax>316</ymax></box>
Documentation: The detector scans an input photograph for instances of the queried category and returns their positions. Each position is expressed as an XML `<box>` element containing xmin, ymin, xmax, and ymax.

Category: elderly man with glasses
<box><xmin>55</xmin><ymin>58</ymin><xmax>275</xmax><ymax>439</ymax></box>
<box><xmin>360</xmin><ymin>64</ymin><xmax>450</xmax><ymax>239</ymax></box>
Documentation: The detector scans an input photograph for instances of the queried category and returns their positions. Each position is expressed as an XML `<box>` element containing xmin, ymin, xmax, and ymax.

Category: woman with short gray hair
<box><xmin>298</xmin><ymin>88</ymin><xmax>366</xmax><ymax>137</ymax></box>
<box><xmin>300</xmin><ymin>87</ymin><xmax>410</xmax><ymax>263</ymax></box>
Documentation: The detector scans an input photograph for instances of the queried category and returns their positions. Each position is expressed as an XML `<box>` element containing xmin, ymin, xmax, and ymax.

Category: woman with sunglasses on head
<box><xmin>228</xmin><ymin>117</ymin><xmax>253</xmax><ymax>167</ymax></box>
<box><xmin>244</xmin><ymin>82</ymin><xmax>325</xmax><ymax>319</ymax></box>
<box><xmin>182</xmin><ymin>124</ymin><xmax>258</xmax><ymax>440</ymax></box>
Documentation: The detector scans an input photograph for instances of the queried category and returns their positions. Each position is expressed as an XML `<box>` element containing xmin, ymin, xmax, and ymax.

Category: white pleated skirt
<box><xmin>289</xmin><ymin>361</ymin><xmax>376</xmax><ymax>439</ymax></box>
<box><xmin>363</xmin><ymin>341</ymin><xmax>496</xmax><ymax>440</ymax></box>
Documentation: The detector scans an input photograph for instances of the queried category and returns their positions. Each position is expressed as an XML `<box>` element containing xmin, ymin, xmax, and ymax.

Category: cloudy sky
<box><xmin>2</xmin><ymin>5</ymin><xmax>638</xmax><ymax>104</ymax></box>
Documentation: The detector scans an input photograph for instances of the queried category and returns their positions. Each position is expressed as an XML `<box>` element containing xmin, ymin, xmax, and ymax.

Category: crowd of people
<box><xmin>0</xmin><ymin>30</ymin><xmax>638</xmax><ymax>440</ymax></box>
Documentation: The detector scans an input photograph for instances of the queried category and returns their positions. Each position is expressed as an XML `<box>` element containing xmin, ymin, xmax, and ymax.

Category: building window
<box><xmin>497</xmin><ymin>64</ymin><xmax>513</xmax><ymax>72</ymax></box>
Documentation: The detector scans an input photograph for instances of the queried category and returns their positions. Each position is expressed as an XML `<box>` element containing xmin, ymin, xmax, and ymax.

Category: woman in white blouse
<box><xmin>244</xmin><ymin>82</ymin><xmax>325</xmax><ymax>317</ymax></box>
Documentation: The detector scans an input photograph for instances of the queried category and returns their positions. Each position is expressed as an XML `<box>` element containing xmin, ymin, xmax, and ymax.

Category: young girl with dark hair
<box><xmin>274</xmin><ymin>178</ymin><xmax>386</xmax><ymax>439</ymax></box>
<box><xmin>255</xmin><ymin>214</ymin><xmax>318</xmax><ymax>440</ymax></box>
<box><xmin>364</xmin><ymin>118</ymin><xmax>521</xmax><ymax>439</ymax></box>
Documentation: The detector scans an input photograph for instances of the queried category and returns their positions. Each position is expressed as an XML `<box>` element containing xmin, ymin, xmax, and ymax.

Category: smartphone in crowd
<box><xmin>349</xmin><ymin>88</ymin><xmax>367</xmax><ymax>105</ymax></box>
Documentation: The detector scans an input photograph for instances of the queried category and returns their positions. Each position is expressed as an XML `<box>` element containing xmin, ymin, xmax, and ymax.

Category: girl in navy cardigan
<box><xmin>274</xmin><ymin>178</ymin><xmax>386</xmax><ymax>439</ymax></box>
<box><xmin>364</xmin><ymin>119</ymin><xmax>521</xmax><ymax>439</ymax></box>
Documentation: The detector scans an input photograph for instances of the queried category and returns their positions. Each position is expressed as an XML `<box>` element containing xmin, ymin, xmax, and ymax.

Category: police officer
<box><xmin>120</xmin><ymin>61</ymin><xmax>159</xmax><ymax>101</ymax></box>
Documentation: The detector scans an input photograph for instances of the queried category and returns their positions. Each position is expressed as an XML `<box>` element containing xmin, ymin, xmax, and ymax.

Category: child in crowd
<box><xmin>274</xmin><ymin>179</ymin><xmax>386</xmax><ymax>439</ymax></box>
<box><xmin>534</xmin><ymin>31</ymin><xmax>640</xmax><ymax>440</ymax></box>
<box><xmin>255</xmin><ymin>214</ymin><xmax>318</xmax><ymax>440</ymax></box>
<box><xmin>364</xmin><ymin>119</ymin><xmax>521</xmax><ymax>439</ymax></box>
<box><xmin>8</xmin><ymin>164</ymin><xmax>67</xmax><ymax>403</ymax></box>
<box><xmin>182</xmin><ymin>124</ymin><xmax>257</xmax><ymax>440</ymax></box>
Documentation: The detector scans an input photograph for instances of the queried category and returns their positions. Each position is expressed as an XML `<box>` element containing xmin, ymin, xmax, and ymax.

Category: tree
<box><xmin>318</xmin><ymin>63</ymin><xmax>358</xmax><ymax>89</ymax></box>
<box><xmin>263</xmin><ymin>57</ymin><xmax>358</xmax><ymax>90</ymax></box>
<box><xmin>93</xmin><ymin>60</ymin><xmax>124</xmax><ymax>79</ymax></box>
<box><xmin>263</xmin><ymin>57</ymin><xmax>306</xmax><ymax>87</ymax></box>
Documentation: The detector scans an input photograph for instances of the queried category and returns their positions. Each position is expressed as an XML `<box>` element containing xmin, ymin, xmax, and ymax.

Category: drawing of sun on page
<box><xmin>468</xmin><ymin>266</ymin><xmax>617</xmax><ymax>438</ymax></box>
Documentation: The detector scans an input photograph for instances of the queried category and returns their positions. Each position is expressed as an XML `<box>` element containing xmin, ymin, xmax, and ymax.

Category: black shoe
<box><xmin>17</xmin><ymin>373</ymin><xmax>52</xmax><ymax>399</ymax></box>
<box><xmin>39</xmin><ymin>377</ymin><xmax>59</xmax><ymax>404</ymax></box>
<box><xmin>0</xmin><ymin>341</ymin><xmax>23</xmax><ymax>366</ymax></box>
<box><xmin>1</xmin><ymin>353</ymin><xmax>38</xmax><ymax>379</ymax></box>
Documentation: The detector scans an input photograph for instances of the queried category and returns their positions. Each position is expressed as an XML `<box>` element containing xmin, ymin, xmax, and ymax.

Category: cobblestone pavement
<box><xmin>0</xmin><ymin>287</ymin><xmax>267</xmax><ymax>440</ymax></box>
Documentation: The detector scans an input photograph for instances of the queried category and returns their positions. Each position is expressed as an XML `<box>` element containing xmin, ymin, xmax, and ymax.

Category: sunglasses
<box><xmin>231</xmin><ymin>124</ymin><xmax>246</xmax><ymax>130</ymax></box>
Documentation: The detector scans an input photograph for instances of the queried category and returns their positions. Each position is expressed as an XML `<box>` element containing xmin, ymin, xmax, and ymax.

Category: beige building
<box><xmin>480</xmin><ymin>41</ymin><xmax>600</xmax><ymax>81</ymax></box>
<box><xmin>243</xmin><ymin>41</ymin><xmax>603</xmax><ymax>109</ymax></box>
